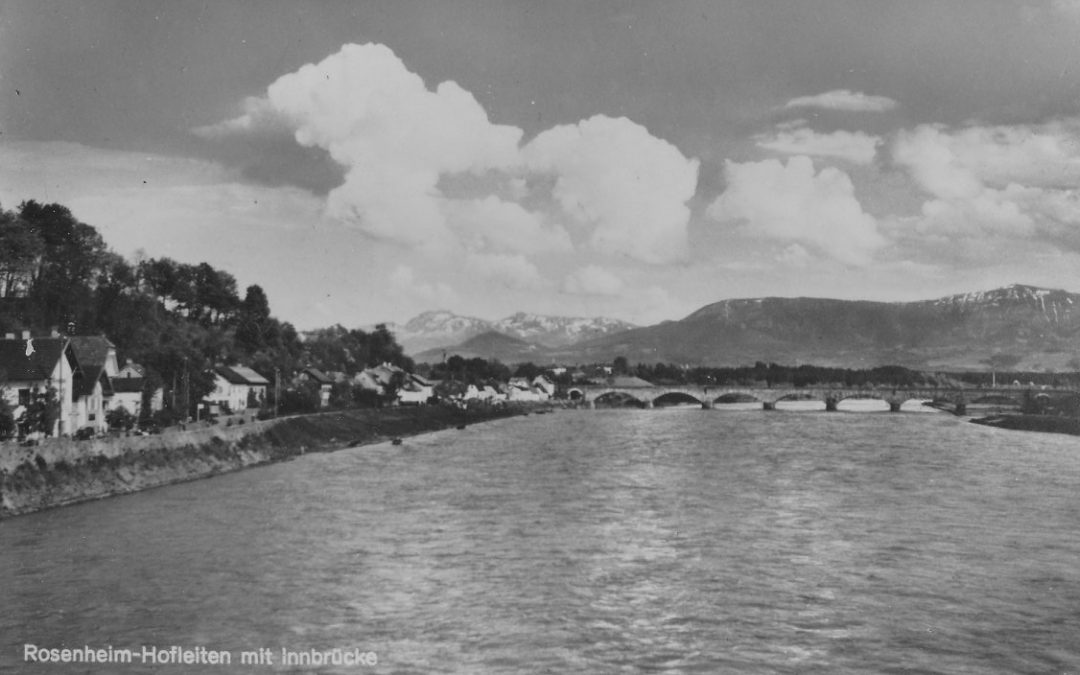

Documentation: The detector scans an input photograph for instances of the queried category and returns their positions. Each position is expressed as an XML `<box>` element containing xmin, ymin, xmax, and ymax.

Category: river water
<box><xmin>3</xmin><ymin>408</ymin><xmax>1080</xmax><ymax>674</ymax></box>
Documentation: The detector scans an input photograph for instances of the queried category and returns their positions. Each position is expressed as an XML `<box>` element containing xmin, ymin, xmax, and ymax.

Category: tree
<box><xmin>0</xmin><ymin>391</ymin><xmax>15</xmax><ymax>439</ymax></box>
<box><xmin>23</xmin><ymin>386</ymin><xmax>60</xmax><ymax>436</ymax></box>
<box><xmin>982</xmin><ymin>353</ymin><xmax>1023</xmax><ymax>387</ymax></box>
<box><xmin>106</xmin><ymin>406</ymin><xmax>136</xmax><ymax>431</ymax></box>
<box><xmin>613</xmin><ymin>356</ymin><xmax>629</xmax><ymax>375</ymax></box>
<box><xmin>235</xmin><ymin>284</ymin><xmax>271</xmax><ymax>352</ymax></box>
<box><xmin>20</xmin><ymin>200</ymin><xmax>109</xmax><ymax>327</ymax></box>
<box><xmin>0</xmin><ymin>212</ymin><xmax>44</xmax><ymax>298</ymax></box>
<box><xmin>513</xmin><ymin>362</ymin><xmax>543</xmax><ymax>380</ymax></box>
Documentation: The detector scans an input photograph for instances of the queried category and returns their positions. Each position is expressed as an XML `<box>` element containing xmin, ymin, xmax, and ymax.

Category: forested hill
<box><xmin>0</xmin><ymin>200</ymin><xmax>412</xmax><ymax>413</ymax></box>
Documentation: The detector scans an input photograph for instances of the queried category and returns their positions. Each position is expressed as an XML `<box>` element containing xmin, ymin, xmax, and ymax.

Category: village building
<box><xmin>67</xmin><ymin>335</ymin><xmax>121</xmax><ymax>434</ymax></box>
<box><xmin>397</xmin><ymin>373</ymin><xmax>436</xmax><ymax>405</ymax></box>
<box><xmin>295</xmin><ymin>367</ymin><xmax>335</xmax><ymax>408</ymax></box>
<box><xmin>110</xmin><ymin>360</ymin><xmax>164</xmax><ymax>419</ymax></box>
<box><xmin>354</xmin><ymin>363</ymin><xmax>405</xmax><ymax>396</ymax></box>
<box><xmin>0</xmin><ymin>333</ymin><xmax>77</xmax><ymax>437</ymax></box>
<box><xmin>205</xmin><ymin>365</ymin><xmax>270</xmax><ymax>413</ymax></box>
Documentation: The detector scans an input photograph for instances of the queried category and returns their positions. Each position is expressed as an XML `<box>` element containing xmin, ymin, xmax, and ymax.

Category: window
<box><xmin>18</xmin><ymin>389</ymin><xmax>30</xmax><ymax>406</ymax></box>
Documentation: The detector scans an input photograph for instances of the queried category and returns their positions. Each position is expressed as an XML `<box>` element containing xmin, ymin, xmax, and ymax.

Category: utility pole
<box><xmin>183</xmin><ymin>357</ymin><xmax>190</xmax><ymax>422</ymax></box>
<box><xmin>274</xmin><ymin>368</ymin><xmax>280</xmax><ymax>418</ymax></box>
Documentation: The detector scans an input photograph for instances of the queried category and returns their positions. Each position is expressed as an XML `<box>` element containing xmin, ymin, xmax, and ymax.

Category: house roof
<box><xmin>112</xmin><ymin>377</ymin><xmax>145</xmax><ymax>393</ymax></box>
<box><xmin>365</xmin><ymin>365</ymin><xmax>403</xmax><ymax>386</ymax></box>
<box><xmin>67</xmin><ymin>335</ymin><xmax>115</xmax><ymax>368</ymax></box>
<box><xmin>0</xmin><ymin>337</ymin><xmax>70</xmax><ymax>382</ymax></box>
<box><xmin>118</xmin><ymin>361</ymin><xmax>146</xmax><ymax>377</ymax></box>
<box><xmin>300</xmin><ymin>367</ymin><xmax>334</xmax><ymax>385</ymax></box>
<box><xmin>216</xmin><ymin>365</ymin><xmax>270</xmax><ymax>386</ymax></box>
<box><xmin>74</xmin><ymin>366</ymin><xmax>111</xmax><ymax>398</ymax></box>
<box><xmin>408</xmin><ymin>373</ymin><xmax>435</xmax><ymax>387</ymax></box>
<box><xmin>607</xmin><ymin>375</ymin><xmax>654</xmax><ymax>388</ymax></box>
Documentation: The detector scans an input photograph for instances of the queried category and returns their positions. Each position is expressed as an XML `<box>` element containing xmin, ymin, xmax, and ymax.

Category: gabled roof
<box><xmin>0</xmin><ymin>337</ymin><xmax>70</xmax><ymax>382</ymax></box>
<box><xmin>364</xmin><ymin>365</ymin><xmax>402</xmax><ymax>387</ymax></box>
<box><xmin>74</xmin><ymin>365</ymin><xmax>111</xmax><ymax>398</ymax></box>
<box><xmin>216</xmin><ymin>365</ymin><xmax>270</xmax><ymax>386</ymax></box>
<box><xmin>608</xmin><ymin>375</ymin><xmax>654</xmax><ymax>388</ymax></box>
<box><xmin>67</xmin><ymin>335</ymin><xmax>115</xmax><ymax>369</ymax></box>
<box><xmin>112</xmin><ymin>377</ymin><xmax>145</xmax><ymax>393</ymax></box>
<box><xmin>300</xmin><ymin>367</ymin><xmax>334</xmax><ymax>385</ymax></box>
<box><xmin>408</xmin><ymin>373</ymin><xmax>435</xmax><ymax>387</ymax></box>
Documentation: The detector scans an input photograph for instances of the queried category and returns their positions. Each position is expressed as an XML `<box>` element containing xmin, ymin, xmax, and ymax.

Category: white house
<box><xmin>532</xmin><ymin>375</ymin><xmax>556</xmax><ymax>398</ymax></box>
<box><xmin>109</xmin><ymin>361</ymin><xmax>164</xmax><ymax>420</ymax></box>
<box><xmin>397</xmin><ymin>373</ymin><xmax>436</xmax><ymax>405</ymax></box>
<box><xmin>68</xmin><ymin>335</ymin><xmax>121</xmax><ymax>433</ymax></box>
<box><xmin>0</xmin><ymin>333</ymin><xmax>77</xmax><ymax>437</ymax></box>
<box><xmin>205</xmin><ymin>365</ymin><xmax>270</xmax><ymax>412</ymax></box>
<box><xmin>506</xmin><ymin>377</ymin><xmax>548</xmax><ymax>402</ymax></box>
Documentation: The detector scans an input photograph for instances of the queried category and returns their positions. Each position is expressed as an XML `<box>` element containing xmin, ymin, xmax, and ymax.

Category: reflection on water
<box><xmin>2</xmin><ymin>410</ymin><xmax>1079</xmax><ymax>673</ymax></box>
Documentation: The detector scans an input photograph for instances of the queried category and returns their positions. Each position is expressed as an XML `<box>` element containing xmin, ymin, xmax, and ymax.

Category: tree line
<box><xmin>0</xmin><ymin>199</ymin><xmax>413</xmax><ymax>425</ymax></box>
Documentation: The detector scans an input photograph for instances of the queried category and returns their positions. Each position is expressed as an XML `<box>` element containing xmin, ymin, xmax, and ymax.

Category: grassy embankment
<box><xmin>0</xmin><ymin>403</ymin><xmax>536</xmax><ymax>518</ymax></box>
<box><xmin>970</xmin><ymin>414</ymin><xmax>1080</xmax><ymax>436</ymax></box>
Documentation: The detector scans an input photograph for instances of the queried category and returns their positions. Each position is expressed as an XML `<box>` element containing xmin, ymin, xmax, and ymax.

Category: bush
<box><xmin>106</xmin><ymin>406</ymin><xmax>136</xmax><ymax>431</ymax></box>
<box><xmin>0</xmin><ymin>396</ymin><xmax>15</xmax><ymax>440</ymax></box>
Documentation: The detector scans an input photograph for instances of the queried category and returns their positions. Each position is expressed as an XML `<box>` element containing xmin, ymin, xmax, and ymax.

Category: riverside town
<box><xmin>7</xmin><ymin>3</ymin><xmax>1080</xmax><ymax>673</ymax></box>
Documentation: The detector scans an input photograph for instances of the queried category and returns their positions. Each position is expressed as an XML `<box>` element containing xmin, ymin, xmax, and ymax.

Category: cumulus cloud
<box><xmin>756</xmin><ymin>125</ymin><xmax>882</xmax><ymax>164</ymax></box>
<box><xmin>892</xmin><ymin>120</ymin><xmax>1080</xmax><ymax>246</ymax></box>
<box><xmin>390</xmin><ymin>265</ymin><xmax>459</xmax><ymax>307</ymax></box>
<box><xmin>443</xmin><ymin>196</ymin><xmax>572</xmax><ymax>254</ymax></box>
<box><xmin>201</xmin><ymin>44</ymin><xmax>703</xmax><ymax>276</ymax></box>
<box><xmin>708</xmin><ymin>156</ymin><xmax>886</xmax><ymax>266</ymax></box>
<box><xmin>784</xmin><ymin>89</ymin><xmax>898</xmax><ymax>113</ymax></box>
<box><xmin>210</xmin><ymin>43</ymin><xmax>522</xmax><ymax>248</ymax></box>
<box><xmin>465</xmin><ymin>252</ymin><xmax>547</xmax><ymax>290</ymax></box>
<box><xmin>523</xmin><ymin>115</ymin><xmax>699</xmax><ymax>264</ymax></box>
<box><xmin>894</xmin><ymin>122</ymin><xmax>1080</xmax><ymax>193</ymax></box>
<box><xmin>562</xmin><ymin>265</ymin><xmax>624</xmax><ymax>296</ymax></box>
<box><xmin>193</xmin><ymin>96</ymin><xmax>293</xmax><ymax>139</ymax></box>
<box><xmin>776</xmin><ymin>243</ymin><xmax>813</xmax><ymax>267</ymax></box>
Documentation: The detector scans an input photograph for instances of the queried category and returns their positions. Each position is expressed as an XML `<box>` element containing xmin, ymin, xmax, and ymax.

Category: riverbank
<box><xmin>971</xmin><ymin>413</ymin><xmax>1080</xmax><ymax>436</ymax></box>
<box><xmin>0</xmin><ymin>404</ymin><xmax>537</xmax><ymax>518</ymax></box>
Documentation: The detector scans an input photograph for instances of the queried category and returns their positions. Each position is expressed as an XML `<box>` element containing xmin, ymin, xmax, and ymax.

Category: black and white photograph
<box><xmin>3</xmin><ymin>1</ymin><xmax>1080</xmax><ymax>672</ymax></box>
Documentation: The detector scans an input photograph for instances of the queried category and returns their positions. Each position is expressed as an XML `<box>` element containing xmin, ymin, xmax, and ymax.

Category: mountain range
<box><xmin>376</xmin><ymin>311</ymin><xmax>637</xmax><ymax>355</ymax></box>
<box><xmin>399</xmin><ymin>285</ymin><xmax>1080</xmax><ymax>370</ymax></box>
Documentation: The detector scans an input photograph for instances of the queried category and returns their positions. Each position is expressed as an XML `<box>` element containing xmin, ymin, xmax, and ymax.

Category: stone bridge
<box><xmin>567</xmin><ymin>384</ymin><xmax>1060</xmax><ymax>414</ymax></box>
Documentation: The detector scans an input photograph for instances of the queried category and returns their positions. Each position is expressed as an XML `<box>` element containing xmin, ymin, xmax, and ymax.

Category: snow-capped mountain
<box><xmin>492</xmin><ymin>312</ymin><xmax>637</xmax><ymax>347</ymax></box>
<box><xmin>560</xmin><ymin>284</ymin><xmax>1080</xmax><ymax>369</ymax></box>
<box><xmin>377</xmin><ymin>310</ymin><xmax>636</xmax><ymax>355</ymax></box>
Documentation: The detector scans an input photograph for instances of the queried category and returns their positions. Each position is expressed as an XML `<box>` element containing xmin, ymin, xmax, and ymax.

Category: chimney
<box><xmin>21</xmin><ymin>330</ymin><xmax>30</xmax><ymax>340</ymax></box>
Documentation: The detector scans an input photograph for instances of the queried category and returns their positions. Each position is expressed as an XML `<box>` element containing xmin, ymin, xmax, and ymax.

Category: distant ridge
<box><xmin>375</xmin><ymin>311</ymin><xmax>637</xmax><ymax>355</ymax></box>
<box><xmin>413</xmin><ymin>331</ymin><xmax>549</xmax><ymax>364</ymax></box>
<box><xmin>553</xmin><ymin>284</ymin><xmax>1080</xmax><ymax>370</ymax></box>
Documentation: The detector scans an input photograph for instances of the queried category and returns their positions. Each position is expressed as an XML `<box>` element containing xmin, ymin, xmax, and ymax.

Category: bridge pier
<box><xmin>825</xmin><ymin>397</ymin><xmax>839</xmax><ymax>412</ymax></box>
<box><xmin>701</xmin><ymin>400</ymin><xmax>714</xmax><ymax>410</ymax></box>
<box><xmin>644</xmin><ymin>400</ymin><xmax>654</xmax><ymax>409</ymax></box>
<box><xmin>587</xmin><ymin>400</ymin><xmax>596</xmax><ymax>410</ymax></box>
<box><xmin>762</xmin><ymin>401</ymin><xmax>775</xmax><ymax>411</ymax></box>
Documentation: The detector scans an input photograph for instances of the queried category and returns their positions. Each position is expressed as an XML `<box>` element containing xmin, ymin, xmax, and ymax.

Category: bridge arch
<box><xmin>652</xmin><ymin>391</ymin><xmax>705</xmax><ymax>407</ymax></box>
<box><xmin>593</xmin><ymin>390</ymin><xmax>648</xmax><ymax>408</ymax></box>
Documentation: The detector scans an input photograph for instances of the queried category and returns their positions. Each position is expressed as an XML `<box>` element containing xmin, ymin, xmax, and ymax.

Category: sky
<box><xmin>4</xmin><ymin>1</ymin><xmax>1080</xmax><ymax>329</ymax></box>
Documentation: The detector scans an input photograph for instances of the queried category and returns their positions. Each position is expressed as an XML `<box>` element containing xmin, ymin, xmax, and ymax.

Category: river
<box><xmin>3</xmin><ymin>407</ymin><xmax>1080</xmax><ymax>673</ymax></box>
